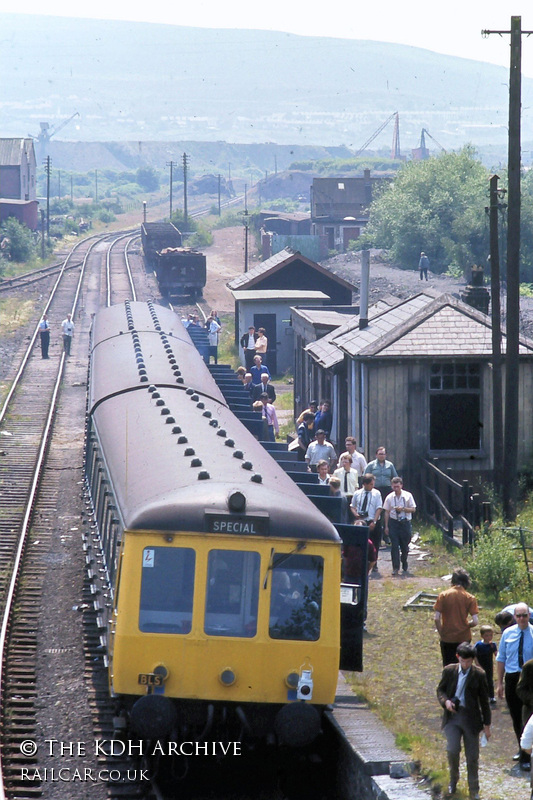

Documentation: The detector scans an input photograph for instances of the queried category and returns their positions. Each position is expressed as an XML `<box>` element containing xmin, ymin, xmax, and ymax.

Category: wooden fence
<box><xmin>419</xmin><ymin>458</ymin><xmax>492</xmax><ymax>547</ymax></box>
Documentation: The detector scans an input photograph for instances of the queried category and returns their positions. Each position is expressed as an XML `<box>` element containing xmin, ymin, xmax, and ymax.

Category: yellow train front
<box><xmin>85</xmin><ymin>301</ymin><xmax>342</xmax><ymax>746</ymax></box>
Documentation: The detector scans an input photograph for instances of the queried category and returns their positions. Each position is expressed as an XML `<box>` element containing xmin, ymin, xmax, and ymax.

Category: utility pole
<box><xmin>183</xmin><ymin>153</ymin><xmax>189</xmax><ymax>232</ymax></box>
<box><xmin>70</xmin><ymin>174</ymin><xmax>73</xmax><ymax>203</ymax></box>
<box><xmin>43</xmin><ymin>155</ymin><xmax>51</xmax><ymax>243</ymax></box>
<box><xmin>217</xmin><ymin>174</ymin><xmax>221</xmax><ymax>216</ymax></box>
<box><xmin>488</xmin><ymin>174</ymin><xmax>506</xmax><ymax>494</ymax></box>
<box><xmin>40</xmin><ymin>209</ymin><xmax>45</xmax><ymax>260</ymax></box>
<box><xmin>58</xmin><ymin>169</ymin><xmax>61</xmax><ymax>200</ymax></box>
<box><xmin>166</xmin><ymin>160</ymin><xmax>177</xmax><ymax>219</ymax></box>
<box><xmin>483</xmin><ymin>17</ymin><xmax>533</xmax><ymax>520</ymax></box>
<box><xmin>95</xmin><ymin>169</ymin><xmax>98</xmax><ymax>203</ymax></box>
<box><xmin>243</xmin><ymin>183</ymin><xmax>249</xmax><ymax>273</ymax></box>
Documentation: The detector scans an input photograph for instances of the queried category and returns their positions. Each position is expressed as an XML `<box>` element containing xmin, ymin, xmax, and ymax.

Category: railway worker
<box><xmin>333</xmin><ymin>452</ymin><xmax>359</xmax><ymax>501</ymax></box>
<box><xmin>419</xmin><ymin>251</ymin><xmax>430</xmax><ymax>281</ymax></box>
<box><xmin>305</xmin><ymin>430</ymin><xmax>336</xmax><ymax>473</ymax></box>
<box><xmin>259</xmin><ymin>392</ymin><xmax>279</xmax><ymax>442</ymax></box>
<box><xmin>344</xmin><ymin>436</ymin><xmax>367</xmax><ymax>486</ymax></box>
<box><xmin>61</xmin><ymin>313</ymin><xmax>74</xmax><ymax>356</ymax></box>
<box><xmin>383</xmin><ymin>477</ymin><xmax>416</xmax><ymax>576</ymax></box>
<box><xmin>38</xmin><ymin>313</ymin><xmax>50</xmax><ymax>359</ymax></box>
<box><xmin>350</xmin><ymin>474</ymin><xmax>383</xmax><ymax>571</ymax></box>
<box><xmin>254</xmin><ymin>327</ymin><xmax>268</xmax><ymax>363</ymax></box>
<box><xmin>250</xmin><ymin>355</ymin><xmax>270</xmax><ymax>384</ymax></box>
<box><xmin>252</xmin><ymin>372</ymin><xmax>276</xmax><ymax>403</ymax></box>
<box><xmin>240</xmin><ymin>325</ymin><xmax>258</xmax><ymax>371</ymax></box>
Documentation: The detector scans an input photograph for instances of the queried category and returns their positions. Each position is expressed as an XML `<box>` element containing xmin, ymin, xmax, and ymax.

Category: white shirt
<box><xmin>383</xmin><ymin>490</ymin><xmax>416</xmax><ymax>520</ymax></box>
<box><xmin>61</xmin><ymin>318</ymin><xmax>74</xmax><ymax>336</ymax></box>
<box><xmin>455</xmin><ymin>666</ymin><xmax>470</xmax><ymax>707</ymax></box>
<box><xmin>521</xmin><ymin>713</ymin><xmax>533</xmax><ymax>751</ymax></box>
<box><xmin>333</xmin><ymin>467</ymin><xmax>358</xmax><ymax>496</ymax></box>
<box><xmin>348</xmin><ymin>451</ymin><xmax>367</xmax><ymax>477</ymax></box>
<box><xmin>351</xmin><ymin>487</ymin><xmax>382</xmax><ymax>521</ymax></box>
<box><xmin>39</xmin><ymin>319</ymin><xmax>49</xmax><ymax>331</ymax></box>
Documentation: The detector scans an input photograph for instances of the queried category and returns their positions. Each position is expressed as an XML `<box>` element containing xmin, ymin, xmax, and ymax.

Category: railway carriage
<box><xmin>84</xmin><ymin>301</ymin><xmax>347</xmax><ymax>746</ymax></box>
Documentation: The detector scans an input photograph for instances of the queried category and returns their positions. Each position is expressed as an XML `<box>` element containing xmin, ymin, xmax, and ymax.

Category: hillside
<box><xmin>2</xmin><ymin>13</ymin><xmax>532</xmax><ymax>153</ymax></box>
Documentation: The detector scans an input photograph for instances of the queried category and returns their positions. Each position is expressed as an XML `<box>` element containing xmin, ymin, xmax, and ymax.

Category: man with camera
<box><xmin>437</xmin><ymin>642</ymin><xmax>491</xmax><ymax>799</ymax></box>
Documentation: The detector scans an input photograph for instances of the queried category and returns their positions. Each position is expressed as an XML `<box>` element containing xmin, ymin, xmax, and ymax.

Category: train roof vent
<box><xmin>191</xmin><ymin>458</ymin><xmax>202</xmax><ymax>468</ymax></box>
<box><xmin>198</xmin><ymin>471</ymin><xmax>210</xmax><ymax>480</ymax></box>
<box><xmin>251</xmin><ymin>474</ymin><xmax>263</xmax><ymax>483</ymax></box>
<box><xmin>225</xmin><ymin>439</ymin><xmax>235</xmax><ymax>448</ymax></box>
<box><xmin>242</xmin><ymin>461</ymin><xmax>253</xmax><ymax>471</ymax></box>
<box><xmin>184</xmin><ymin>447</ymin><xmax>195</xmax><ymax>456</ymax></box>
<box><xmin>172</xmin><ymin>426</ymin><xmax>182</xmax><ymax>434</ymax></box>
<box><xmin>217</xmin><ymin>429</ymin><xmax>226</xmax><ymax>437</ymax></box>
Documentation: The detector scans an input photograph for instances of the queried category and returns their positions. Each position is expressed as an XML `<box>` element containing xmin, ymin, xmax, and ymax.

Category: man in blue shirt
<box><xmin>496</xmin><ymin>602</ymin><xmax>533</xmax><ymax>769</ymax></box>
<box><xmin>250</xmin><ymin>355</ymin><xmax>270</xmax><ymax>385</ymax></box>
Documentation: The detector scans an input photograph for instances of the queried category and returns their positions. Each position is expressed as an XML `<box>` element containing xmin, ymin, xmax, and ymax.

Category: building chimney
<box><xmin>359</xmin><ymin>250</ymin><xmax>370</xmax><ymax>329</ymax></box>
<box><xmin>460</xmin><ymin>264</ymin><xmax>490</xmax><ymax>315</ymax></box>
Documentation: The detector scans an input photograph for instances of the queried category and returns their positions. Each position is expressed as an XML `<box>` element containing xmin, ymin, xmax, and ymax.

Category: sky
<box><xmin>14</xmin><ymin>1</ymin><xmax>533</xmax><ymax>79</ymax></box>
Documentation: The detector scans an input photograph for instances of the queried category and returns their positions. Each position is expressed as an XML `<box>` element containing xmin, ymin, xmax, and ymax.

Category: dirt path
<box><xmin>201</xmin><ymin>226</ymin><xmax>259</xmax><ymax>314</ymax></box>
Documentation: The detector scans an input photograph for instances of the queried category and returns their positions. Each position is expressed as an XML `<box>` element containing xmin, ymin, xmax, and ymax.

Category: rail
<box><xmin>419</xmin><ymin>457</ymin><xmax>491</xmax><ymax>547</ymax></box>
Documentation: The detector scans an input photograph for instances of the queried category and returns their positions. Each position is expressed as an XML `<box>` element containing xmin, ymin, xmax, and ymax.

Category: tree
<box><xmin>136</xmin><ymin>167</ymin><xmax>160</xmax><ymax>192</ymax></box>
<box><xmin>358</xmin><ymin>147</ymin><xmax>490</xmax><ymax>273</ymax></box>
<box><xmin>0</xmin><ymin>218</ymin><xmax>37</xmax><ymax>262</ymax></box>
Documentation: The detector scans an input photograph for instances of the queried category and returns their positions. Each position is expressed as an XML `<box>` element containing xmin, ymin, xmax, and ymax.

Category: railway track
<box><xmin>0</xmin><ymin>231</ymin><xmax>154</xmax><ymax>799</ymax></box>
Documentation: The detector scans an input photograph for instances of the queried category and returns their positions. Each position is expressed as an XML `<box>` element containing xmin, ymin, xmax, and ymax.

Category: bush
<box><xmin>465</xmin><ymin>527</ymin><xmax>528</xmax><ymax>600</ymax></box>
<box><xmin>0</xmin><ymin>218</ymin><xmax>37</xmax><ymax>262</ymax></box>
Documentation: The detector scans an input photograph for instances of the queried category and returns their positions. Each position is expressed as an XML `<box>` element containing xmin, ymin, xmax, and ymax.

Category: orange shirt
<box><xmin>434</xmin><ymin>585</ymin><xmax>479</xmax><ymax>643</ymax></box>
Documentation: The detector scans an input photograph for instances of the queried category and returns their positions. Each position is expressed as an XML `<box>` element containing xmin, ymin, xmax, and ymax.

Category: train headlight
<box><xmin>296</xmin><ymin>669</ymin><xmax>313</xmax><ymax>701</ymax></box>
<box><xmin>285</xmin><ymin>672</ymin><xmax>299</xmax><ymax>689</ymax></box>
<box><xmin>219</xmin><ymin>668</ymin><xmax>236</xmax><ymax>686</ymax></box>
<box><xmin>227</xmin><ymin>491</ymin><xmax>246</xmax><ymax>512</ymax></box>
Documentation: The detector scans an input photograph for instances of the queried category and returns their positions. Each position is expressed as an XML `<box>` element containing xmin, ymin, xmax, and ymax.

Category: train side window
<box><xmin>269</xmin><ymin>554</ymin><xmax>323</xmax><ymax>641</ymax></box>
<box><xmin>139</xmin><ymin>547</ymin><xmax>195</xmax><ymax>634</ymax></box>
<box><xmin>204</xmin><ymin>550</ymin><xmax>260</xmax><ymax>638</ymax></box>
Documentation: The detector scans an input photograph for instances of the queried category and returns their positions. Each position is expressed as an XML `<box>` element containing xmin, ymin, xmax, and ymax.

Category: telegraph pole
<box><xmin>482</xmin><ymin>17</ymin><xmax>533</xmax><ymax>520</ymax></box>
<box><xmin>183</xmin><ymin>153</ymin><xmax>189</xmax><ymax>231</ymax></box>
<box><xmin>488</xmin><ymin>174</ymin><xmax>505</xmax><ymax>494</ymax></box>
<box><xmin>43</xmin><ymin>155</ymin><xmax>51</xmax><ymax>243</ymax></box>
<box><xmin>166</xmin><ymin>160</ymin><xmax>177</xmax><ymax>219</ymax></box>
<box><xmin>243</xmin><ymin>184</ymin><xmax>249</xmax><ymax>273</ymax></box>
<box><xmin>218</xmin><ymin>174</ymin><xmax>221</xmax><ymax>216</ymax></box>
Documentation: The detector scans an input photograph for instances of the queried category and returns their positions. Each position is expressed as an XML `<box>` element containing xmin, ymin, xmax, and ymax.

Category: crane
<box><xmin>412</xmin><ymin>128</ymin><xmax>447</xmax><ymax>160</ymax></box>
<box><xmin>28</xmin><ymin>112</ymin><xmax>80</xmax><ymax>158</ymax></box>
<box><xmin>354</xmin><ymin>112</ymin><xmax>400</xmax><ymax>159</ymax></box>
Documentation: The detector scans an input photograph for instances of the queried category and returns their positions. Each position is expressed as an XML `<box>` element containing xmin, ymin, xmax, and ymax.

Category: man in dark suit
<box><xmin>437</xmin><ymin>642</ymin><xmax>491</xmax><ymax>799</ymax></box>
<box><xmin>251</xmin><ymin>373</ymin><xmax>276</xmax><ymax>403</ymax></box>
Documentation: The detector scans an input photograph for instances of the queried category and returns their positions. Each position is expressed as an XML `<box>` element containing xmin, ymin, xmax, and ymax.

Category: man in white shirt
<box><xmin>351</xmin><ymin>475</ymin><xmax>383</xmax><ymax>571</ymax></box>
<box><xmin>305</xmin><ymin>430</ymin><xmax>336</xmax><ymax>472</ymax></box>
<box><xmin>344</xmin><ymin>437</ymin><xmax>367</xmax><ymax>485</ymax></box>
<box><xmin>383</xmin><ymin>477</ymin><xmax>416</xmax><ymax>576</ymax></box>
<box><xmin>61</xmin><ymin>313</ymin><xmax>74</xmax><ymax>356</ymax></box>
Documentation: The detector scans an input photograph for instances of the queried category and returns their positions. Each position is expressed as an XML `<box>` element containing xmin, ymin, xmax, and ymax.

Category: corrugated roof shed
<box><xmin>0</xmin><ymin>138</ymin><xmax>33</xmax><ymax>166</ymax></box>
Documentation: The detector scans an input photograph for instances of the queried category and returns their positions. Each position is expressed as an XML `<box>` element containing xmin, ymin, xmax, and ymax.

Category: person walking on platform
<box><xmin>39</xmin><ymin>314</ymin><xmax>50</xmax><ymax>359</ymax></box>
<box><xmin>434</xmin><ymin>568</ymin><xmax>479</xmax><ymax>668</ymax></box>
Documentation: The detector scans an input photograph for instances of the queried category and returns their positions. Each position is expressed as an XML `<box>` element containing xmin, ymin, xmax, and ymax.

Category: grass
<box><xmin>0</xmin><ymin>297</ymin><xmax>35</xmax><ymax>337</ymax></box>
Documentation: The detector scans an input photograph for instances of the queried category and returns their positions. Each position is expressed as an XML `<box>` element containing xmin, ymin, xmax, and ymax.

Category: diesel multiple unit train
<box><xmin>84</xmin><ymin>301</ymin><xmax>364</xmax><ymax>747</ymax></box>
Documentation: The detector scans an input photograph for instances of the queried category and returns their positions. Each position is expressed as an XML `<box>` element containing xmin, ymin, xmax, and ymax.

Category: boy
<box><xmin>474</xmin><ymin>625</ymin><xmax>497</xmax><ymax>705</ymax></box>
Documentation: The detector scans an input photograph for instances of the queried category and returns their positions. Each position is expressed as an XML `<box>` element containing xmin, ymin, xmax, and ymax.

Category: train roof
<box><xmin>88</xmin><ymin>302</ymin><xmax>340</xmax><ymax>543</ymax></box>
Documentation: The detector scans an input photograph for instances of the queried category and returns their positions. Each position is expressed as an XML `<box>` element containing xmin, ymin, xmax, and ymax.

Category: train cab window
<box><xmin>269</xmin><ymin>554</ymin><xmax>323</xmax><ymax>641</ymax></box>
<box><xmin>139</xmin><ymin>547</ymin><xmax>195</xmax><ymax>634</ymax></box>
<box><xmin>204</xmin><ymin>550</ymin><xmax>260</xmax><ymax>638</ymax></box>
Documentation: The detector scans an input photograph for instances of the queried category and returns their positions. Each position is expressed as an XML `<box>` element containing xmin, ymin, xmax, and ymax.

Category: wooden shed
<box><xmin>228</xmin><ymin>248</ymin><xmax>356</xmax><ymax>374</ymax></box>
<box><xmin>296</xmin><ymin>291</ymin><xmax>533</xmax><ymax>486</ymax></box>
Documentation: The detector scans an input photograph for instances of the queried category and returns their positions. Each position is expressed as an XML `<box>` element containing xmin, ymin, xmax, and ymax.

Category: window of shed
<box><xmin>429</xmin><ymin>363</ymin><xmax>481</xmax><ymax>451</ymax></box>
<box><xmin>337</xmin><ymin>182</ymin><xmax>345</xmax><ymax>190</ymax></box>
